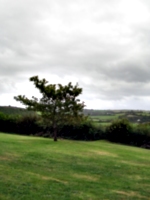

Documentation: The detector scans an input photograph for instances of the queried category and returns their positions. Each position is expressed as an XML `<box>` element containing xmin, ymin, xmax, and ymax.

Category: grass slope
<box><xmin>0</xmin><ymin>133</ymin><xmax>150</xmax><ymax>200</ymax></box>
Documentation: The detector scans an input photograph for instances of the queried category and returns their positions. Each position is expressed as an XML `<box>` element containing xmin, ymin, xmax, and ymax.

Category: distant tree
<box><xmin>14</xmin><ymin>76</ymin><xmax>86</xmax><ymax>141</ymax></box>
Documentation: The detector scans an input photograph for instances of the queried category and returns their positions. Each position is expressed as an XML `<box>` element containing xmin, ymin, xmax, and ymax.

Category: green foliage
<box><xmin>59</xmin><ymin>120</ymin><xmax>104</xmax><ymax>140</ymax></box>
<box><xmin>1</xmin><ymin>104</ymin><xmax>150</xmax><ymax>147</ymax></box>
<box><xmin>132</xmin><ymin>123</ymin><xmax>150</xmax><ymax>147</ymax></box>
<box><xmin>17</xmin><ymin>114</ymin><xmax>42</xmax><ymax>135</ymax></box>
<box><xmin>106</xmin><ymin>119</ymin><xmax>133</xmax><ymax>144</ymax></box>
<box><xmin>14</xmin><ymin>76</ymin><xmax>86</xmax><ymax>141</ymax></box>
<box><xmin>0</xmin><ymin>112</ymin><xmax>18</xmax><ymax>133</ymax></box>
<box><xmin>0</xmin><ymin>112</ymin><xmax>42</xmax><ymax>135</ymax></box>
<box><xmin>106</xmin><ymin>119</ymin><xmax>150</xmax><ymax>148</ymax></box>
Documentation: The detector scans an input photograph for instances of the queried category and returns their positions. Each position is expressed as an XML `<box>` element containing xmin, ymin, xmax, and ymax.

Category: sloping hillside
<box><xmin>0</xmin><ymin>133</ymin><xmax>150</xmax><ymax>200</ymax></box>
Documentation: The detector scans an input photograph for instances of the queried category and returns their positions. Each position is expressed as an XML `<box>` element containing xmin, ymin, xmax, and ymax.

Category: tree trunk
<box><xmin>53</xmin><ymin>126</ymin><xmax>57</xmax><ymax>141</ymax></box>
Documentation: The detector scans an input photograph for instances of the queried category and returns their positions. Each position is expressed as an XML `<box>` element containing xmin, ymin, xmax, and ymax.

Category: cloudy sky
<box><xmin>1</xmin><ymin>0</ymin><xmax>150</xmax><ymax>110</ymax></box>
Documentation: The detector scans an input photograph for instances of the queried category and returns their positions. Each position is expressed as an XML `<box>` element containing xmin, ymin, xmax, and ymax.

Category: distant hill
<box><xmin>83</xmin><ymin>109</ymin><xmax>115</xmax><ymax>116</ymax></box>
<box><xmin>1</xmin><ymin>106</ymin><xmax>150</xmax><ymax>124</ymax></box>
<box><xmin>0</xmin><ymin>106</ymin><xmax>35</xmax><ymax>116</ymax></box>
<box><xmin>0</xmin><ymin>107</ymin><xmax>115</xmax><ymax>116</ymax></box>
<box><xmin>83</xmin><ymin>109</ymin><xmax>150</xmax><ymax>116</ymax></box>
<box><xmin>84</xmin><ymin>109</ymin><xmax>150</xmax><ymax>124</ymax></box>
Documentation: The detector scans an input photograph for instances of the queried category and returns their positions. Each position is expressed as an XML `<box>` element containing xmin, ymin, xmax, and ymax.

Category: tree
<box><xmin>14</xmin><ymin>76</ymin><xmax>86</xmax><ymax>141</ymax></box>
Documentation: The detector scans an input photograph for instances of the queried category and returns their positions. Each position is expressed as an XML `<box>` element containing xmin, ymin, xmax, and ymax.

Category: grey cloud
<box><xmin>103</xmin><ymin>62</ymin><xmax>150</xmax><ymax>83</ymax></box>
<box><xmin>1</xmin><ymin>0</ymin><xmax>150</xmax><ymax>109</ymax></box>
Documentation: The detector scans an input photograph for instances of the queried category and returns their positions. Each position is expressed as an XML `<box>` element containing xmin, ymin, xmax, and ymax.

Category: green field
<box><xmin>89</xmin><ymin>110</ymin><xmax>150</xmax><ymax>126</ymax></box>
<box><xmin>0</xmin><ymin>133</ymin><xmax>150</xmax><ymax>200</ymax></box>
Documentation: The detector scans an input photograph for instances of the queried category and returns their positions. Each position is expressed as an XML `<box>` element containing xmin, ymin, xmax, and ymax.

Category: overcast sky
<box><xmin>1</xmin><ymin>0</ymin><xmax>150</xmax><ymax>110</ymax></box>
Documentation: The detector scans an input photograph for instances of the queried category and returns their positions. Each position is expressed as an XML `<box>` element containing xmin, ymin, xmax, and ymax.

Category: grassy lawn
<box><xmin>0</xmin><ymin>133</ymin><xmax>150</xmax><ymax>200</ymax></box>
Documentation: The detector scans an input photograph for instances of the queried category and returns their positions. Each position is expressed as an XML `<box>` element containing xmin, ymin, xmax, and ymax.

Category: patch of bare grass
<box><xmin>113</xmin><ymin>190</ymin><xmax>148</xmax><ymax>199</ymax></box>
<box><xmin>72</xmin><ymin>173</ymin><xmax>98</xmax><ymax>182</ymax></box>
<box><xmin>128</xmin><ymin>175</ymin><xmax>143</xmax><ymax>180</ymax></box>
<box><xmin>26</xmin><ymin>171</ymin><xmax>68</xmax><ymax>184</ymax></box>
<box><xmin>90</xmin><ymin>150</ymin><xmax>118</xmax><ymax>157</ymax></box>
<box><xmin>0</xmin><ymin>152</ymin><xmax>19</xmax><ymax>161</ymax></box>
<box><xmin>121</xmin><ymin>160</ymin><xmax>149</xmax><ymax>167</ymax></box>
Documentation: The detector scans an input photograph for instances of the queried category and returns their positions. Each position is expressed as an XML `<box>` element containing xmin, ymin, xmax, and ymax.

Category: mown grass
<box><xmin>0</xmin><ymin>133</ymin><xmax>150</xmax><ymax>200</ymax></box>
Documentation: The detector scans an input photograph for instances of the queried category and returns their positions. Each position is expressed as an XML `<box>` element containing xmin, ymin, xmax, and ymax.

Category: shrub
<box><xmin>17</xmin><ymin>114</ymin><xmax>42</xmax><ymax>135</ymax></box>
<box><xmin>0</xmin><ymin>112</ymin><xmax>42</xmax><ymax>135</ymax></box>
<box><xmin>58</xmin><ymin>120</ymin><xmax>104</xmax><ymax>140</ymax></box>
<box><xmin>132</xmin><ymin>123</ymin><xmax>150</xmax><ymax>147</ymax></box>
<box><xmin>106</xmin><ymin>119</ymin><xmax>133</xmax><ymax>144</ymax></box>
<box><xmin>0</xmin><ymin>112</ymin><xmax>18</xmax><ymax>133</ymax></box>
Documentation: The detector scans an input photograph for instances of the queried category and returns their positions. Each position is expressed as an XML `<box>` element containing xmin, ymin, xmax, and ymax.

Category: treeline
<box><xmin>0</xmin><ymin>112</ymin><xmax>42</xmax><ymax>135</ymax></box>
<box><xmin>0</xmin><ymin>106</ymin><xmax>34</xmax><ymax>116</ymax></box>
<box><xmin>83</xmin><ymin>109</ymin><xmax>115</xmax><ymax>116</ymax></box>
<box><xmin>0</xmin><ymin>112</ymin><xmax>104</xmax><ymax>139</ymax></box>
<box><xmin>0</xmin><ymin>112</ymin><xmax>150</xmax><ymax>149</ymax></box>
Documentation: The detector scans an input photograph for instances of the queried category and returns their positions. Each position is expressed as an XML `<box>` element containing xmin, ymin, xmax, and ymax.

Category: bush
<box><xmin>106</xmin><ymin>119</ymin><xmax>133</xmax><ymax>144</ymax></box>
<box><xmin>17</xmin><ymin>114</ymin><xmax>42</xmax><ymax>135</ymax></box>
<box><xmin>132</xmin><ymin>123</ymin><xmax>150</xmax><ymax>148</ymax></box>
<box><xmin>58</xmin><ymin>120</ymin><xmax>104</xmax><ymax>140</ymax></box>
<box><xmin>0</xmin><ymin>112</ymin><xmax>42</xmax><ymax>135</ymax></box>
<box><xmin>0</xmin><ymin>112</ymin><xmax>18</xmax><ymax>133</ymax></box>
